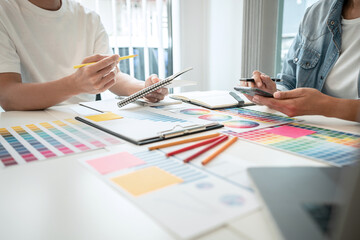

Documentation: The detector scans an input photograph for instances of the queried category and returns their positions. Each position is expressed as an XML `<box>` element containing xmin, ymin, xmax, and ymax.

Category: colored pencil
<box><xmin>201</xmin><ymin>136</ymin><xmax>238</xmax><ymax>165</ymax></box>
<box><xmin>73</xmin><ymin>54</ymin><xmax>138</xmax><ymax>69</ymax></box>
<box><xmin>166</xmin><ymin>135</ymin><xmax>225</xmax><ymax>157</ymax></box>
<box><xmin>148</xmin><ymin>133</ymin><xmax>221</xmax><ymax>150</ymax></box>
<box><xmin>183</xmin><ymin>135</ymin><xmax>229</xmax><ymax>163</ymax></box>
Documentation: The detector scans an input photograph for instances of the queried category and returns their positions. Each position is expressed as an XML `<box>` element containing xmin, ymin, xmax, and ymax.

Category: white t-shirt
<box><xmin>0</xmin><ymin>0</ymin><xmax>112</xmax><ymax>104</ymax></box>
<box><xmin>322</xmin><ymin>17</ymin><xmax>360</xmax><ymax>99</ymax></box>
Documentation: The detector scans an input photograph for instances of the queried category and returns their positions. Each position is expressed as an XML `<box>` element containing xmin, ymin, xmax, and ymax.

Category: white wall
<box><xmin>173</xmin><ymin>0</ymin><xmax>244</xmax><ymax>92</ymax></box>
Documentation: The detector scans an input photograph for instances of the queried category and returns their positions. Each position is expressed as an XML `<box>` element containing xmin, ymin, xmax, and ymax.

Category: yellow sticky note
<box><xmin>85</xmin><ymin>112</ymin><xmax>123</xmax><ymax>122</ymax></box>
<box><xmin>111</xmin><ymin>166</ymin><xmax>183</xmax><ymax>197</ymax></box>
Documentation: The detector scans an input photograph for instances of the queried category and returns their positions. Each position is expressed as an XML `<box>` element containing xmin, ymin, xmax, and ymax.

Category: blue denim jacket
<box><xmin>278</xmin><ymin>0</ymin><xmax>360</xmax><ymax>97</ymax></box>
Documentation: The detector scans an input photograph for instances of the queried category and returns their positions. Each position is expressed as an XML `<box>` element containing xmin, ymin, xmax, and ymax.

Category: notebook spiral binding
<box><xmin>117</xmin><ymin>78</ymin><xmax>173</xmax><ymax>108</ymax></box>
<box><xmin>117</xmin><ymin>67</ymin><xmax>193</xmax><ymax>108</ymax></box>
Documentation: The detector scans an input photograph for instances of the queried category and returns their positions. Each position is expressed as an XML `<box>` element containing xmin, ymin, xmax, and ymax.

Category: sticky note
<box><xmin>266</xmin><ymin>125</ymin><xmax>316</xmax><ymax>138</ymax></box>
<box><xmin>87</xmin><ymin>152</ymin><xmax>145</xmax><ymax>174</ymax></box>
<box><xmin>111</xmin><ymin>166</ymin><xmax>183</xmax><ymax>196</ymax></box>
<box><xmin>85</xmin><ymin>112</ymin><xmax>123</xmax><ymax>122</ymax></box>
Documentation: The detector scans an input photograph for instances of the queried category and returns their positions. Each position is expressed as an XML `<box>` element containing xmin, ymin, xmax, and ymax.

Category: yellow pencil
<box><xmin>73</xmin><ymin>54</ymin><xmax>138</xmax><ymax>69</ymax></box>
<box><xmin>201</xmin><ymin>136</ymin><xmax>238</xmax><ymax>165</ymax></box>
<box><xmin>148</xmin><ymin>133</ymin><xmax>221</xmax><ymax>150</ymax></box>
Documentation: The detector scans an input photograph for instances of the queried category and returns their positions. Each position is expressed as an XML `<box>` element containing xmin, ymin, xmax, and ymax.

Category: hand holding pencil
<box><xmin>71</xmin><ymin>54</ymin><xmax>120</xmax><ymax>94</ymax></box>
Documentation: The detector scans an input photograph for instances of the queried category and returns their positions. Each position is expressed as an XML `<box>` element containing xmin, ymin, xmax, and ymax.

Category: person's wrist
<box><xmin>64</xmin><ymin>74</ymin><xmax>82</xmax><ymax>96</ymax></box>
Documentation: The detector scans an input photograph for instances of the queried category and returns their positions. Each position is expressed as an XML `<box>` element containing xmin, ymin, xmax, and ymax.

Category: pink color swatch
<box><xmin>87</xmin><ymin>152</ymin><xmax>146</xmax><ymax>175</ymax></box>
<box><xmin>266</xmin><ymin>125</ymin><xmax>316</xmax><ymax>138</ymax></box>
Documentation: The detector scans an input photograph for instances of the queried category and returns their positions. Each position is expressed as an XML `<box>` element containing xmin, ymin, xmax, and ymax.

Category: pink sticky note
<box><xmin>87</xmin><ymin>152</ymin><xmax>145</xmax><ymax>174</ymax></box>
<box><xmin>266</xmin><ymin>125</ymin><xmax>316</xmax><ymax>138</ymax></box>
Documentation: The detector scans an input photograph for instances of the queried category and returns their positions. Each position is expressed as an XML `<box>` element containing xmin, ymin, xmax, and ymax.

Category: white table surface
<box><xmin>0</xmin><ymin>104</ymin><xmax>358</xmax><ymax>240</ymax></box>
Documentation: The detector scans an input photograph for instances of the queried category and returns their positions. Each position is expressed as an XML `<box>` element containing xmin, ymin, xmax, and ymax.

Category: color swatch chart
<box><xmin>118</xmin><ymin>109</ymin><xmax>186</xmax><ymax>123</ymax></box>
<box><xmin>81</xmin><ymin>148</ymin><xmax>258</xmax><ymax>239</ymax></box>
<box><xmin>175</xmin><ymin>105</ymin><xmax>295</xmax><ymax>133</ymax></box>
<box><xmin>0</xmin><ymin>119</ymin><xmax>123</xmax><ymax>168</ymax></box>
<box><xmin>224</xmin><ymin>123</ymin><xmax>360</xmax><ymax>166</ymax></box>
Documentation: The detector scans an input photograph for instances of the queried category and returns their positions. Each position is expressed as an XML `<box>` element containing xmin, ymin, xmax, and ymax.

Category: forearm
<box><xmin>109</xmin><ymin>71</ymin><xmax>144</xmax><ymax>96</ymax></box>
<box><xmin>0</xmin><ymin>75</ymin><xmax>78</xmax><ymax>111</ymax></box>
<box><xmin>323</xmin><ymin>97</ymin><xmax>360</xmax><ymax>122</ymax></box>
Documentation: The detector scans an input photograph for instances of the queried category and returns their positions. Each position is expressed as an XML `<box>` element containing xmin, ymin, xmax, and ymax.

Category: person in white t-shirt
<box><xmin>241</xmin><ymin>0</ymin><xmax>360</xmax><ymax>122</ymax></box>
<box><xmin>0</xmin><ymin>0</ymin><xmax>168</xmax><ymax>111</ymax></box>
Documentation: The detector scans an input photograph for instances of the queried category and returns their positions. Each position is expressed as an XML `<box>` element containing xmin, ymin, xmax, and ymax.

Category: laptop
<box><xmin>248</xmin><ymin>165</ymin><xmax>360</xmax><ymax>240</ymax></box>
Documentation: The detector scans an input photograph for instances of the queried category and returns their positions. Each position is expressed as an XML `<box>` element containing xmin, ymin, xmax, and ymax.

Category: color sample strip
<box><xmin>0</xmin><ymin>138</ymin><xmax>17</xmax><ymax>166</ymax></box>
<box><xmin>85</xmin><ymin>112</ymin><xmax>123</xmax><ymax>122</ymax></box>
<box><xmin>40</xmin><ymin>122</ymin><xmax>90</xmax><ymax>151</ymax></box>
<box><xmin>132</xmin><ymin>151</ymin><xmax>208</xmax><ymax>183</ymax></box>
<box><xmin>266</xmin><ymin>125</ymin><xmax>316</xmax><ymax>138</ymax></box>
<box><xmin>12</xmin><ymin>126</ymin><xmax>57</xmax><ymax>158</ymax></box>
<box><xmin>112</xmin><ymin>166</ymin><xmax>183</xmax><ymax>196</ymax></box>
<box><xmin>224</xmin><ymin>123</ymin><xmax>360</xmax><ymax>166</ymax></box>
<box><xmin>26</xmin><ymin>124</ymin><xmax>74</xmax><ymax>155</ymax></box>
<box><xmin>216</xmin><ymin>108</ymin><xmax>294</xmax><ymax>124</ymax></box>
<box><xmin>0</xmin><ymin>128</ymin><xmax>37</xmax><ymax>163</ymax></box>
<box><xmin>66</xmin><ymin>118</ymin><xmax>123</xmax><ymax>145</ymax></box>
<box><xmin>53</xmin><ymin>120</ymin><xmax>105</xmax><ymax>148</ymax></box>
<box><xmin>119</xmin><ymin>110</ymin><xmax>186</xmax><ymax>122</ymax></box>
<box><xmin>223</xmin><ymin>120</ymin><xmax>259</xmax><ymax>129</ymax></box>
<box><xmin>199</xmin><ymin>114</ymin><xmax>232</xmax><ymax>121</ymax></box>
<box><xmin>180</xmin><ymin>109</ymin><xmax>211</xmax><ymax>115</ymax></box>
<box><xmin>87</xmin><ymin>152</ymin><xmax>146</xmax><ymax>174</ymax></box>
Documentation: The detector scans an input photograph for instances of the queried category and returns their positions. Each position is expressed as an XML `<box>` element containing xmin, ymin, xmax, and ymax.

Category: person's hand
<box><xmin>71</xmin><ymin>54</ymin><xmax>119</xmax><ymax>94</ymax></box>
<box><xmin>240</xmin><ymin>70</ymin><xmax>278</xmax><ymax>102</ymax></box>
<box><xmin>144</xmin><ymin>74</ymin><xmax>168</xmax><ymax>102</ymax></box>
<box><xmin>251</xmin><ymin>88</ymin><xmax>331</xmax><ymax>117</ymax></box>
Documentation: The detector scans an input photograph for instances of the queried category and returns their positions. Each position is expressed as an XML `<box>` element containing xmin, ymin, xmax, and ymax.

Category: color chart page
<box><xmin>157</xmin><ymin>103</ymin><xmax>295</xmax><ymax>133</ymax></box>
<box><xmin>80</xmin><ymin>146</ymin><xmax>259</xmax><ymax>239</ymax></box>
<box><xmin>0</xmin><ymin>119</ymin><xmax>123</xmax><ymax>168</ymax></box>
<box><xmin>224</xmin><ymin>123</ymin><xmax>360</xmax><ymax>167</ymax></box>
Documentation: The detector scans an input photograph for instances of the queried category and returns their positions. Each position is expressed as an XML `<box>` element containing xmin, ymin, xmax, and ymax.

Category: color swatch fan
<box><xmin>224</xmin><ymin>123</ymin><xmax>360</xmax><ymax>166</ymax></box>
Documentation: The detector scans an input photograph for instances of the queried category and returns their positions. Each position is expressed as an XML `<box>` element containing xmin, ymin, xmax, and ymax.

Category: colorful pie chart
<box><xmin>180</xmin><ymin>109</ymin><xmax>211</xmax><ymax>115</ymax></box>
<box><xmin>223</xmin><ymin>120</ymin><xmax>259</xmax><ymax>128</ymax></box>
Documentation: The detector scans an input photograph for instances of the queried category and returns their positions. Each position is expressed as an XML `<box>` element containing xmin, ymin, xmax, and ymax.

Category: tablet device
<box><xmin>234</xmin><ymin>86</ymin><xmax>273</xmax><ymax>98</ymax></box>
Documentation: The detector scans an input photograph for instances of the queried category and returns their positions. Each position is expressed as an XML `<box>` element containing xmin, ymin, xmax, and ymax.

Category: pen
<box><xmin>239</xmin><ymin>78</ymin><xmax>282</xmax><ymax>82</ymax></box>
<box><xmin>73</xmin><ymin>54</ymin><xmax>138</xmax><ymax>69</ymax></box>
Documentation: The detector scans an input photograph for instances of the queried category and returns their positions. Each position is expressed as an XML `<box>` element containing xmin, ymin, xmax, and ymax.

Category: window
<box><xmin>275</xmin><ymin>0</ymin><xmax>319</xmax><ymax>74</ymax></box>
<box><xmin>77</xmin><ymin>0</ymin><xmax>173</xmax><ymax>89</ymax></box>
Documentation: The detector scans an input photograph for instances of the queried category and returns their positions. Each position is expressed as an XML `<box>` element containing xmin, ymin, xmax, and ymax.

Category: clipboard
<box><xmin>74</xmin><ymin>107</ymin><xmax>223</xmax><ymax>145</ymax></box>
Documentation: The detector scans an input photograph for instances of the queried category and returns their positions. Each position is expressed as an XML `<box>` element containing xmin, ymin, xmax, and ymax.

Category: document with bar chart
<box><xmin>79</xmin><ymin>145</ymin><xmax>259</xmax><ymax>239</ymax></box>
<box><xmin>0</xmin><ymin>119</ymin><xmax>123</xmax><ymax>168</ymax></box>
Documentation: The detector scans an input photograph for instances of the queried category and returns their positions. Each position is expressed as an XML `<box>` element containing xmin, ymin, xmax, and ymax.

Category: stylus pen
<box><xmin>239</xmin><ymin>78</ymin><xmax>282</xmax><ymax>82</ymax></box>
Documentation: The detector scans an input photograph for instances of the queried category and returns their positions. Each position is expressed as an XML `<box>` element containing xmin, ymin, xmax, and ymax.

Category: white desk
<box><xmin>0</xmin><ymin>104</ymin><xmax>359</xmax><ymax>240</ymax></box>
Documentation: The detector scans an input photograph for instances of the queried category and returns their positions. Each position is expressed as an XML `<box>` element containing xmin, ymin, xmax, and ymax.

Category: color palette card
<box><xmin>79</xmin><ymin>146</ymin><xmax>258</xmax><ymax>239</ymax></box>
<box><xmin>0</xmin><ymin>119</ymin><xmax>123</xmax><ymax>168</ymax></box>
<box><xmin>169</xmin><ymin>103</ymin><xmax>295</xmax><ymax>133</ymax></box>
<box><xmin>224</xmin><ymin>123</ymin><xmax>360</xmax><ymax>167</ymax></box>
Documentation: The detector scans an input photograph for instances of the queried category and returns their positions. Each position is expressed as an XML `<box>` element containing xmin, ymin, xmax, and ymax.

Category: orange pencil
<box><xmin>201</xmin><ymin>136</ymin><xmax>238</xmax><ymax>165</ymax></box>
<box><xmin>183</xmin><ymin>135</ymin><xmax>228</xmax><ymax>163</ymax></box>
<box><xmin>166</xmin><ymin>135</ymin><xmax>225</xmax><ymax>157</ymax></box>
<box><xmin>148</xmin><ymin>133</ymin><xmax>220</xmax><ymax>150</ymax></box>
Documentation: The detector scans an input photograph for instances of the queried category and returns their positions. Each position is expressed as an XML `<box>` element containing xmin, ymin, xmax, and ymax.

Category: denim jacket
<box><xmin>278</xmin><ymin>0</ymin><xmax>360</xmax><ymax>97</ymax></box>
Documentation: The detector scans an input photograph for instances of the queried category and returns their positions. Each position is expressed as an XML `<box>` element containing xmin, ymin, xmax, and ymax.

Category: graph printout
<box><xmin>80</xmin><ymin>147</ymin><xmax>259</xmax><ymax>239</ymax></box>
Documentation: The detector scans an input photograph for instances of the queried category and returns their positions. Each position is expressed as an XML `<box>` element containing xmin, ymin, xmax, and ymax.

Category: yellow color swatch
<box><xmin>85</xmin><ymin>112</ymin><xmax>123</xmax><ymax>122</ymax></box>
<box><xmin>111</xmin><ymin>166</ymin><xmax>183</xmax><ymax>197</ymax></box>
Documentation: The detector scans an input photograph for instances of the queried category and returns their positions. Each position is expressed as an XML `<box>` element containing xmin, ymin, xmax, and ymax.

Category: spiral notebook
<box><xmin>117</xmin><ymin>67</ymin><xmax>193</xmax><ymax>108</ymax></box>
